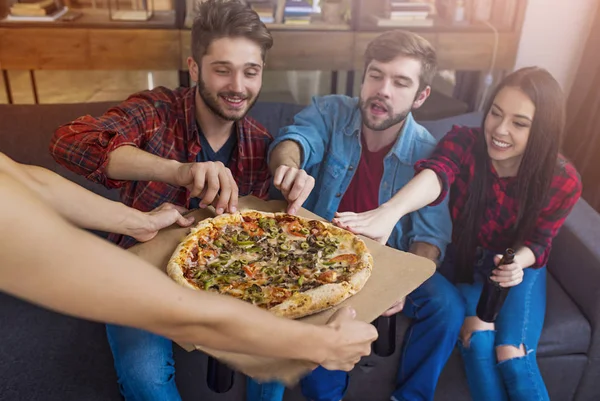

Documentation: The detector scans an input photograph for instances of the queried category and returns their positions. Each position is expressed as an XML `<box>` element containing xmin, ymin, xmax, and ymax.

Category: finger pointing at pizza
<box><xmin>175</xmin><ymin>161</ymin><xmax>239</xmax><ymax>214</ymax></box>
<box><xmin>273</xmin><ymin>165</ymin><xmax>315</xmax><ymax>215</ymax></box>
<box><xmin>128</xmin><ymin>203</ymin><xmax>195</xmax><ymax>243</ymax></box>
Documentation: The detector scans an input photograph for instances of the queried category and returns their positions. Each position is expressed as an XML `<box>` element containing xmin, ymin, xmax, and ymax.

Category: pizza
<box><xmin>167</xmin><ymin>210</ymin><xmax>373</xmax><ymax>319</ymax></box>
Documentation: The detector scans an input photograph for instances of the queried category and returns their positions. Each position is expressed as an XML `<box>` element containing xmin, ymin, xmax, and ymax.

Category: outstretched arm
<box><xmin>334</xmin><ymin>169</ymin><xmax>443</xmax><ymax>244</ymax></box>
<box><xmin>0</xmin><ymin>153</ymin><xmax>193</xmax><ymax>242</ymax></box>
<box><xmin>0</xmin><ymin>173</ymin><xmax>376</xmax><ymax>370</ymax></box>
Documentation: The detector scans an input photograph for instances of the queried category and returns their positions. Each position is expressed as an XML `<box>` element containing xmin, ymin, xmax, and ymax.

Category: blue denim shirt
<box><xmin>268</xmin><ymin>95</ymin><xmax>452</xmax><ymax>260</ymax></box>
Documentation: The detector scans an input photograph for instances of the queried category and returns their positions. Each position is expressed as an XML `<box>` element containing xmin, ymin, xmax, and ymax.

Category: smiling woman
<box><xmin>484</xmin><ymin>87</ymin><xmax>535</xmax><ymax>177</ymax></box>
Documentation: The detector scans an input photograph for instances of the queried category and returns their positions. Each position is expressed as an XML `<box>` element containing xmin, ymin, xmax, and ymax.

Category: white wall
<box><xmin>514</xmin><ymin>0</ymin><xmax>598</xmax><ymax>94</ymax></box>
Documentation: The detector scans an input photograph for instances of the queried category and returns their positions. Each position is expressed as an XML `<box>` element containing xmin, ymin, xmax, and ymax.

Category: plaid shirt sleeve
<box><xmin>524</xmin><ymin>160</ymin><xmax>583</xmax><ymax>267</ymax></box>
<box><xmin>414</xmin><ymin>125</ymin><xmax>478</xmax><ymax>206</ymax></box>
<box><xmin>49</xmin><ymin>91</ymin><xmax>168</xmax><ymax>189</ymax></box>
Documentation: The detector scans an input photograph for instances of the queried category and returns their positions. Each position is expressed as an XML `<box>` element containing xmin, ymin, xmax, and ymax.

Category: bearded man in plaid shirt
<box><xmin>50</xmin><ymin>1</ymin><xmax>279</xmax><ymax>400</ymax></box>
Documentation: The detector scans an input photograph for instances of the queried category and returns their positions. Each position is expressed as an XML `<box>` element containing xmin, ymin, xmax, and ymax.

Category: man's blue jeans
<box><xmin>455</xmin><ymin>248</ymin><xmax>549</xmax><ymax>401</ymax></box>
<box><xmin>106</xmin><ymin>325</ymin><xmax>181</xmax><ymax>401</ymax></box>
<box><xmin>248</xmin><ymin>272</ymin><xmax>465</xmax><ymax>401</ymax></box>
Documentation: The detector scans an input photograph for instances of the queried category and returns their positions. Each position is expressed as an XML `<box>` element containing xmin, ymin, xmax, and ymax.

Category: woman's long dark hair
<box><xmin>454</xmin><ymin>67</ymin><xmax>566</xmax><ymax>283</ymax></box>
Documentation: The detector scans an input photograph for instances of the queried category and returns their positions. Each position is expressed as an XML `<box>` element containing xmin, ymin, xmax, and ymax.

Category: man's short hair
<box><xmin>364</xmin><ymin>30</ymin><xmax>437</xmax><ymax>92</ymax></box>
<box><xmin>191</xmin><ymin>0</ymin><xmax>273</xmax><ymax>63</ymax></box>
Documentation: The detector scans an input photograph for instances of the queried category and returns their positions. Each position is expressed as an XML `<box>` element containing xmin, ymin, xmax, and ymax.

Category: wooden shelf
<box><xmin>265</xmin><ymin>22</ymin><xmax>351</xmax><ymax>31</ymax></box>
<box><xmin>0</xmin><ymin>9</ymin><xmax>176</xmax><ymax>29</ymax></box>
<box><xmin>181</xmin><ymin>22</ymin><xmax>351</xmax><ymax>32</ymax></box>
<box><xmin>357</xmin><ymin>16</ymin><xmax>515</xmax><ymax>33</ymax></box>
<box><xmin>0</xmin><ymin>0</ymin><xmax>526</xmax><ymax>73</ymax></box>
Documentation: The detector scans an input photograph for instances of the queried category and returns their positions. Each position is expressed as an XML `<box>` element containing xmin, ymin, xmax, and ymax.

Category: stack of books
<box><xmin>248</xmin><ymin>0</ymin><xmax>275</xmax><ymax>24</ymax></box>
<box><xmin>370</xmin><ymin>0</ymin><xmax>435</xmax><ymax>27</ymax></box>
<box><xmin>283</xmin><ymin>0</ymin><xmax>313</xmax><ymax>25</ymax></box>
<box><xmin>7</xmin><ymin>0</ymin><xmax>68</xmax><ymax>21</ymax></box>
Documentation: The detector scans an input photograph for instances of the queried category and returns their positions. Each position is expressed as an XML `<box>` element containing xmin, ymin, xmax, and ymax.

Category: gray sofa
<box><xmin>1</xmin><ymin>100</ymin><xmax>599</xmax><ymax>401</ymax></box>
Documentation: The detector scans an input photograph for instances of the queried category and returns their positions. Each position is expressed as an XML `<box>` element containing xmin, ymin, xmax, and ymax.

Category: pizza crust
<box><xmin>270</xmin><ymin>282</ymin><xmax>353</xmax><ymax>319</ymax></box>
<box><xmin>167</xmin><ymin>237</ymin><xmax>201</xmax><ymax>291</ymax></box>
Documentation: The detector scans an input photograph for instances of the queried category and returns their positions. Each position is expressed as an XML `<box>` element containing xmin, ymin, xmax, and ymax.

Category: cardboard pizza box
<box><xmin>128</xmin><ymin>195</ymin><xmax>435</xmax><ymax>385</ymax></box>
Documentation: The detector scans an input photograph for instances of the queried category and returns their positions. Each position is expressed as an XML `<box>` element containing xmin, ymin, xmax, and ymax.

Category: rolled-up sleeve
<box><xmin>406</xmin><ymin>194</ymin><xmax>453</xmax><ymax>262</ymax></box>
<box><xmin>50</xmin><ymin>93</ymin><xmax>165</xmax><ymax>189</ymax></box>
<box><xmin>268</xmin><ymin>96</ymin><xmax>333</xmax><ymax>170</ymax></box>
<box><xmin>414</xmin><ymin>125</ymin><xmax>477</xmax><ymax>206</ymax></box>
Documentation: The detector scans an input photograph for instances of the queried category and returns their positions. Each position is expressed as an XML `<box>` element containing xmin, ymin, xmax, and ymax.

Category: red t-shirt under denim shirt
<box><xmin>338</xmin><ymin>134</ymin><xmax>395</xmax><ymax>214</ymax></box>
<box><xmin>414</xmin><ymin>125</ymin><xmax>582</xmax><ymax>268</ymax></box>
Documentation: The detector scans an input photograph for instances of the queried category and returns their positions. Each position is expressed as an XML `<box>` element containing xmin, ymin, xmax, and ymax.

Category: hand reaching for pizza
<box><xmin>273</xmin><ymin>165</ymin><xmax>315</xmax><ymax>215</ymax></box>
<box><xmin>128</xmin><ymin>203</ymin><xmax>195</xmax><ymax>243</ymax></box>
<box><xmin>332</xmin><ymin>205</ymin><xmax>399</xmax><ymax>245</ymax></box>
<box><xmin>175</xmin><ymin>161</ymin><xmax>239</xmax><ymax>215</ymax></box>
<box><xmin>321</xmin><ymin>307</ymin><xmax>378</xmax><ymax>371</ymax></box>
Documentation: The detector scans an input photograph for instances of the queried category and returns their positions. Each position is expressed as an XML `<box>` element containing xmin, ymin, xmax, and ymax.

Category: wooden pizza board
<box><xmin>128</xmin><ymin>195</ymin><xmax>435</xmax><ymax>385</ymax></box>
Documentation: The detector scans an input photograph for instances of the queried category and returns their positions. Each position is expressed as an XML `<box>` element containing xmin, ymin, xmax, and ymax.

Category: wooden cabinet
<box><xmin>353</xmin><ymin>32</ymin><xmax>438</xmax><ymax>70</ymax></box>
<box><xmin>436</xmin><ymin>32</ymin><xmax>519</xmax><ymax>70</ymax></box>
<box><xmin>0</xmin><ymin>27</ymin><xmax>180</xmax><ymax>70</ymax></box>
<box><xmin>0</xmin><ymin>0</ymin><xmax>528</xmax><ymax>103</ymax></box>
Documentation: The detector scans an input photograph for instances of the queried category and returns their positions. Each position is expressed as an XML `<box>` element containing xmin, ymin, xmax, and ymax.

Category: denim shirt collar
<box><xmin>343</xmin><ymin>99</ymin><xmax>419</xmax><ymax>166</ymax></box>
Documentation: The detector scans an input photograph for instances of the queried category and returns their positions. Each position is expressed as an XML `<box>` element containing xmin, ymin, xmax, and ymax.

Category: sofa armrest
<box><xmin>547</xmin><ymin>199</ymin><xmax>600</xmax><ymax>401</ymax></box>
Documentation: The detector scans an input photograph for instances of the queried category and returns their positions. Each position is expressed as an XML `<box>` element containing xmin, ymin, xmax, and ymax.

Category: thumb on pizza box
<box><xmin>327</xmin><ymin>306</ymin><xmax>357</xmax><ymax>325</ymax></box>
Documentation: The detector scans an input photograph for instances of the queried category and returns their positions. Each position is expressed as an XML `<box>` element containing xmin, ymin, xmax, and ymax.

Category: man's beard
<box><xmin>197</xmin><ymin>77</ymin><xmax>258</xmax><ymax>122</ymax></box>
<box><xmin>359</xmin><ymin>96</ymin><xmax>411</xmax><ymax>131</ymax></box>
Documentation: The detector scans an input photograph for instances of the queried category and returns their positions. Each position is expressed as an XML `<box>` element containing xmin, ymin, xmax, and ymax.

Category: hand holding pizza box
<box><xmin>128</xmin><ymin>196</ymin><xmax>435</xmax><ymax>385</ymax></box>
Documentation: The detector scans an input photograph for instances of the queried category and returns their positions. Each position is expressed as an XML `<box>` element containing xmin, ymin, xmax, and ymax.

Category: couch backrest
<box><xmin>0</xmin><ymin>102</ymin><xmax>121</xmax><ymax>200</ymax></box>
<box><xmin>0</xmin><ymin>100</ymin><xmax>306</xmax><ymax>201</ymax></box>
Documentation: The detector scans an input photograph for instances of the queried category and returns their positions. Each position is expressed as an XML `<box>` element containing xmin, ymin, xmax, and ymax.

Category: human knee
<box><xmin>496</xmin><ymin>344</ymin><xmax>526</xmax><ymax>362</ymax></box>
<box><xmin>459</xmin><ymin>317</ymin><xmax>495</xmax><ymax>347</ymax></box>
<box><xmin>300</xmin><ymin>367</ymin><xmax>347</xmax><ymax>401</ymax></box>
<box><xmin>111</xmin><ymin>341</ymin><xmax>175</xmax><ymax>385</ymax></box>
<box><xmin>423</xmin><ymin>277</ymin><xmax>466</xmax><ymax>325</ymax></box>
<box><xmin>120</xmin><ymin>353</ymin><xmax>175</xmax><ymax>386</ymax></box>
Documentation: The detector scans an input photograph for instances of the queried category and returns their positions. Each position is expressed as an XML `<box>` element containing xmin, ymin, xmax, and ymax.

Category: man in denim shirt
<box><xmin>250</xmin><ymin>30</ymin><xmax>465</xmax><ymax>401</ymax></box>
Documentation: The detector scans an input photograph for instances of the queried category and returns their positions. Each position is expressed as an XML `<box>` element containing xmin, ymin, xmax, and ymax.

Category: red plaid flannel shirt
<box><xmin>415</xmin><ymin>125</ymin><xmax>582</xmax><ymax>267</ymax></box>
<box><xmin>50</xmin><ymin>86</ymin><xmax>273</xmax><ymax>249</ymax></box>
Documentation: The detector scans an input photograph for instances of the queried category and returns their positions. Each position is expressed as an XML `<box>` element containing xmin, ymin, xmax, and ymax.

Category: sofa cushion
<box><xmin>0</xmin><ymin>102</ymin><xmax>121</xmax><ymax>201</ymax></box>
<box><xmin>0</xmin><ymin>292</ymin><xmax>121</xmax><ymax>401</ymax></box>
<box><xmin>539</xmin><ymin>270</ymin><xmax>592</xmax><ymax>356</ymax></box>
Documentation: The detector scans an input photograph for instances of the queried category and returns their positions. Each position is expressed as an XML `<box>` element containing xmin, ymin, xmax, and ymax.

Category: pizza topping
<box><xmin>190</xmin><ymin>246</ymin><xmax>199</xmax><ymax>262</ymax></box>
<box><xmin>178</xmin><ymin>211</ymin><xmax>369</xmax><ymax>310</ymax></box>
<box><xmin>318</xmin><ymin>270</ymin><xmax>338</xmax><ymax>283</ymax></box>
<box><xmin>328</xmin><ymin>254</ymin><xmax>359</xmax><ymax>265</ymax></box>
<box><xmin>242</xmin><ymin>221</ymin><xmax>265</xmax><ymax>237</ymax></box>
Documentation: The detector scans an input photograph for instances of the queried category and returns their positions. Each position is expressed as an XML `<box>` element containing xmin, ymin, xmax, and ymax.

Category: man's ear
<box><xmin>412</xmin><ymin>85</ymin><xmax>431</xmax><ymax>110</ymax></box>
<box><xmin>187</xmin><ymin>57</ymin><xmax>200</xmax><ymax>83</ymax></box>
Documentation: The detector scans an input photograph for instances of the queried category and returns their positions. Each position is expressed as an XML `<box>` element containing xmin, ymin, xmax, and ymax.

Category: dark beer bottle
<box><xmin>372</xmin><ymin>314</ymin><xmax>397</xmax><ymax>357</ymax></box>
<box><xmin>206</xmin><ymin>356</ymin><xmax>234</xmax><ymax>393</ymax></box>
<box><xmin>476</xmin><ymin>248</ymin><xmax>516</xmax><ymax>323</ymax></box>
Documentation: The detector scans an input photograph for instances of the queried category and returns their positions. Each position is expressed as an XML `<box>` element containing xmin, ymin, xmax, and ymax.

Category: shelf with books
<box><xmin>0</xmin><ymin>8</ymin><xmax>176</xmax><ymax>28</ymax></box>
<box><xmin>265</xmin><ymin>21</ymin><xmax>350</xmax><ymax>30</ymax></box>
<box><xmin>355</xmin><ymin>0</ymin><xmax>526</xmax><ymax>34</ymax></box>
